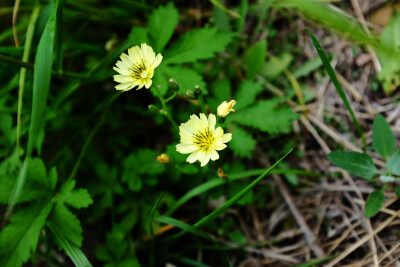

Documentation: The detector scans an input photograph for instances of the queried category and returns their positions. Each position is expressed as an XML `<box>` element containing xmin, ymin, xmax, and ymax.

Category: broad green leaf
<box><xmin>292</xmin><ymin>57</ymin><xmax>323</xmax><ymax>79</ymax></box>
<box><xmin>0</xmin><ymin>201</ymin><xmax>54</xmax><ymax>267</ymax></box>
<box><xmin>365</xmin><ymin>189</ymin><xmax>385</xmax><ymax>218</ymax></box>
<box><xmin>372</xmin><ymin>115</ymin><xmax>396</xmax><ymax>159</ymax></box>
<box><xmin>164</xmin><ymin>27</ymin><xmax>233</xmax><ymax>64</ymax></box>
<box><xmin>59</xmin><ymin>180</ymin><xmax>93</xmax><ymax>209</ymax></box>
<box><xmin>327</xmin><ymin>151</ymin><xmax>377</xmax><ymax>179</ymax></box>
<box><xmin>307</xmin><ymin>28</ymin><xmax>366</xmax><ymax>147</ymax></box>
<box><xmin>47</xmin><ymin>221</ymin><xmax>92</xmax><ymax>267</ymax></box>
<box><xmin>387</xmin><ymin>149</ymin><xmax>400</xmax><ymax>175</ymax></box>
<box><xmin>148</xmin><ymin>3</ymin><xmax>178</xmax><ymax>52</ymax></box>
<box><xmin>164</xmin><ymin>65</ymin><xmax>207</xmax><ymax>95</ymax></box>
<box><xmin>262</xmin><ymin>53</ymin><xmax>293</xmax><ymax>79</ymax></box>
<box><xmin>229</xmin><ymin>99</ymin><xmax>299</xmax><ymax>134</ymax></box>
<box><xmin>234</xmin><ymin>80</ymin><xmax>263</xmax><ymax>110</ymax></box>
<box><xmin>128</xmin><ymin>27</ymin><xmax>149</xmax><ymax>46</ymax></box>
<box><xmin>246</xmin><ymin>40</ymin><xmax>267</xmax><ymax>79</ymax></box>
<box><xmin>7</xmin><ymin>0</ymin><xmax>61</xmax><ymax>217</ymax></box>
<box><xmin>52</xmin><ymin>203</ymin><xmax>83</xmax><ymax>247</ymax></box>
<box><xmin>377</xmin><ymin>11</ymin><xmax>400</xmax><ymax>94</ymax></box>
<box><xmin>229</xmin><ymin>124</ymin><xmax>256</xmax><ymax>158</ymax></box>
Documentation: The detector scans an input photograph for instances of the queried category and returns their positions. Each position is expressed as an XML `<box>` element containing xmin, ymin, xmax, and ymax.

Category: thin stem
<box><xmin>152</xmin><ymin>86</ymin><xmax>178</xmax><ymax>128</ymax></box>
<box><xmin>165</xmin><ymin>91</ymin><xmax>178</xmax><ymax>103</ymax></box>
<box><xmin>198</xmin><ymin>94</ymin><xmax>207</xmax><ymax>115</ymax></box>
<box><xmin>17</xmin><ymin>4</ymin><xmax>40</xmax><ymax>156</ymax></box>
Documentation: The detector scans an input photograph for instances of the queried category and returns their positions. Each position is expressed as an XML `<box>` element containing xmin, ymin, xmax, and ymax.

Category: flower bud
<box><xmin>168</xmin><ymin>78</ymin><xmax>180</xmax><ymax>92</ymax></box>
<box><xmin>148</xmin><ymin>104</ymin><xmax>159</xmax><ymax>112</ymax></box>
<box><xmin>217</xmin><ymin>100</ymin><xmax>236</xmax><ymax>117</ymax></box>
<box><xmin>194</xmin><ymin>85</ymin><xmax>202</xmax><ymax>96</ymax></box>
<box><xmin>186</xmin><ymin>90</ymin><xmax>198</xmax><ymax>100</ymax></box>
<box><xmin>157</xmin><ymin>154</ymin><xmax>170</xmax><ymax>163</ymax></box>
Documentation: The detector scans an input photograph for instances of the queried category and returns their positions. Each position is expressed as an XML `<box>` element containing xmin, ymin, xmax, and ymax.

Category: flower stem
<box><xmin>198</xmin><ymin>94</ymin><xmax>207</xmax><ymax>115</ymax></box>
<box><xmin>165</xmin><ymin>91</ymin><xmax>178</xmax><ymax>103</ymax></box>
<box><xmin>152</xmin><ymin>85</ymin><xmax>178</xmax><ymax>128</ymax></box>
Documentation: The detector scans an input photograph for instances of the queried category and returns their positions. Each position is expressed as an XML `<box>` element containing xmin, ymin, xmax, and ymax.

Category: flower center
<box><xmin>193</xmin><ymin>128</ymin><xmax>215</xmax><ymax>151</ymax></box>
<box><xmin>129</xmin><ymin>60</ymin><xmax>147</xmax><ymax>80</ymax></box>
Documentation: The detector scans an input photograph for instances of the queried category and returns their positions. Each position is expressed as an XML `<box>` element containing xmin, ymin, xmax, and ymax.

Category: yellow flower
<box><xmin>176</xmin><ymin>113</ymin><xmax>232</xmax><ymax>167</ymax></box>
<box><xmin>113</xmin><ymin>43</ymin><xmax>162</xmax><ymax>91</ymax></box>
<box><xmin>217</xmin><ymin>100</ymin><xmax>236</xmax><ymax>117</ymax></box>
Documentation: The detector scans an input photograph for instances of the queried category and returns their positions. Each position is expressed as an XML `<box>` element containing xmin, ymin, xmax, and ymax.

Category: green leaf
<box><xmin>58</xmin><ymin>180</ymin><xmax>93</xmax><ymax>209</ymax></box>
<box><xmin>128</xmin><ymin>27</ymin><xmax>149</xmax><ymax>46</ymax></box>
<box><xmin>292</xmin><ymin>57</ymin><xmax>323</xmax><ymax>79</ymax></box>
<box><xmin>52</xmin><ymin>203</ymin><xmax>83</xmax><ymax>247</ymax></box>
<box><xmin>387</xmin><ymin>149</ymin><xmax>400</xmax><ymax>176</ymax></box>
<box><xmin>164</xmin><ymin>27</ymin><xmax>233</xmax><ymax>64</ymax></box>
<box><xmin>27</xmin><ymin>0</ymin><xmax>60</xmax><ymax>156</ymax></box>
<box><xmin>47</xmin><ymin>221</ymin><xmax>92</xmax><ymax>267</ymax></box>
<box><xmin>234</xmin><ymin>80</ymin><xmax>263</xmax><ymax>110</ymax></box>
<box><xmin>229</xmin><ymin>124</ymin><xmax>256</xmax><ymax>158</ymax></box>
<box><xmin>148</xmin><ymin>3</ymin><xmax>178</xmax><ymax>52</ymax></box>
<box><xmin>372</xmin><ymin>115</ymin><xmax>396</xmax><ymax>159</ymax></box>
<box><xmin>327</xmin><ymin>151</ymin><xmax>377</xmax><ymax>179</ymax></box>
<box><xmin>306</xmin><ymin>28</ymin><xmax>366</xmax><ymax>147</ymax></box>
<box><xmin>377</xmin><ymin>11</ymin><xmax>400</xmax><ymax>94</ymax></box>
<box><xmin>229</xmin><ymin>99</ymin><xmax>299</xmax><ymax>134</ymax></box>
<box><xmin>0</xmin><ymin>201</ymin><xmax>54</xmax><ymax>267</ymax></box>
<box><xmin>262</xmin><ymin>53</ymin><xmax>293</xmax><ymax>79</ymax></box>
<box><xmin>365</xmin><ymin>189</ymin><xmax>385</xmax><ymax>218</ymax></box>
<box><xmin>246</xmin><ymin>40</ymin><xmax>267</xmax><ymax>79</ymax></box>
<box><xmin>163</xmin><ymin>65</ymin><xmax>207</xmax><ymax>95</ymax></box>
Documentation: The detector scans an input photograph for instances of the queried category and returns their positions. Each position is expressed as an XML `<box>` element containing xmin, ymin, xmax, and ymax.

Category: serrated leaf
<box><xmin>228</xmin><ymin>99</ymin><xmax>299</xmax><ymax>134</ymax></box>
<box><xmin>365</xmin><ymin>189</ymin><xmax>385</xmax><ymax>218</ymax></box>
<box><xmin>377</xmin><ymin>11</ymin><xmax>400</xmax><ymax>94</ymax></box>
<box><xmin>328</xmin><ymin>151</ymin><xmax>377</xmax><ymax>179</ymax></box>
<box><xmin>148</xmin><ymin>3</ymin><xmax>178</xmax><ymax>52</ymax></box>
<box><xmin>154</xmin><ymin>65</ymin><xmax>207</xmax><ymax>96</ymax></box>
<box><xmin>229</xmin><ymin>124</ymin><xmax>256</xmax><ymax>158</ymax></box>
<box><xmin>0</xmin><ymin>201</ymin><xmax>54</xmax><ymax>267</ymax></box>
<box><xmin>387</xmin><ymin>149</ymin><xmax>400</xmax><ymax>175</ymax></box>
<box><xmin>59</xmin><ymin>180</ymin><xmax>93</xmax><ymax>209</ymax></box>
<box><xmin>52</xmin><ymin>203</ymin><xmax>83</xmax><ymax>247</ymax></box>
<box><xmin>372</xmin><ymin>115</ymin><xmax>396</xmax><ymax>159</ymax></box>
<box><xmin>234</xmin><ymin>80</ymin><xmax>263</xmax><ymax>110</ymax></box>
<box><xmin>164</xmin><ymin>27</ymin><xmax>233</xmax><ymax>64</ymax></box>
<box><xmin>246</xmin><ymin>40</ymin><xmax>267</xmax><ymax>79</ymax></box>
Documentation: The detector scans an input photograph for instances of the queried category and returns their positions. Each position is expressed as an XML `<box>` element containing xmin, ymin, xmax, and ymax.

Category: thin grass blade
<box><xmin>306</xmin><ymin>28</ymin><xmax>366</xmax><ymax>148</ymax></box>
<box><xmin>6</xmin><ymin>0</ymin><xmax>61</xmax><ymax>219</ymax></box>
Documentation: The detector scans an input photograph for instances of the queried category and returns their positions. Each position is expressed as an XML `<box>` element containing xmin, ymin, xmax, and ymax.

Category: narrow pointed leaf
<box><xmin>372</xmin><ymin>115</ymin><xmax>396</xmax><ymax>159</ymax></box>
<box><xmin>365</xmin><ymin>189</ymin><xmax>385</xmax><ymax>218</ymax></box>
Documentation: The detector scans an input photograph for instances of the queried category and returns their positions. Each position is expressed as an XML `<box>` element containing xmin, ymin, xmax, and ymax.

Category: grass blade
<box><xmin>194</xmin><ymin>148</ymin><xmax>292</xmax><ymax>228</ymax></box>
<box><xmin>47</xmin><ymin>221</ymin><xmax>92</xmax><ymax>267</ymax></box>
<box><xmin>6</xmin><ymin>0</ymin><xmax>61</xmax><ymax>219</ymax></box>
<box><xmin>306</xmin><ymin>28</ymin><xmax>366</xmax><ymax>148</ymax></box>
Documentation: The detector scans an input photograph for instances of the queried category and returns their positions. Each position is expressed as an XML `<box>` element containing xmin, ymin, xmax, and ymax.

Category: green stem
<box><xmin>198</xmin><ymin>94</ymin><xmax>207</xmax><ymax>115</ymax></box>
<box><xmin>152</xmin><ymin>86</ymin><xmax>178</xmax><ymax>128</ymax></box>
<box><xmin>165</xmin><ymin>91</ymin><xmax>178</xmax><ymax>103</ymax></box>
<box><xmin>17</xmin><ymin>4</ymin><xmax>40</xmax><ymax>156</ymax></box>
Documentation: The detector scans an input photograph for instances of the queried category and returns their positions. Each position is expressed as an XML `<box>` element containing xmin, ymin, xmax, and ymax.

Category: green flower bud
<box><xmin>186</xmin><ymin>90</ymin><xmax>198</xmax><ymax>100</ymax></box>
<box><xmin>168</xmin><ymin>78</ymin><xmax>180</xmax><ymax>92</ymax></box>
<box><xmin>194</xmin><ymin>85</ymin><xmax>202</xmax><ymax>96</ymax></box>
<box><xmin>148</xmin><ymin>104</ymin><xmax>159</xmax><ymax>112</ymax></box>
